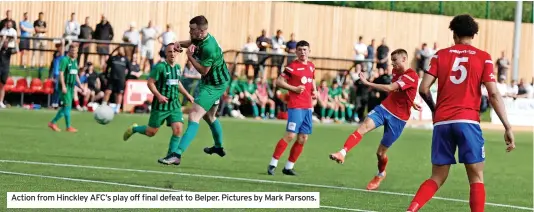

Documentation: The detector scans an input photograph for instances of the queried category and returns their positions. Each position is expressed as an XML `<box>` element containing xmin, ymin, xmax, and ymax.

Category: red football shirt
<box><xmin>281</xmin><ymin>60</ymin><xmax>316</xmax><ymax>109</ymax></box>
<box><xmin>427</xmin><ymin>44</ymin><xmax>495</xmax><ymax>124</ymax></box>
<box><xmin>381</xmin><ymin>68</ymin><xmax>419</xmax><ymax>121</ymax></box>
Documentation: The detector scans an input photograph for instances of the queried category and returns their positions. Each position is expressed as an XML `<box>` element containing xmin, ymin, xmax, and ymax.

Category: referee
<box><xmin>102</xmin><ymin>46</ymin><xmax>133</xmax><ymax>113</ymax></box>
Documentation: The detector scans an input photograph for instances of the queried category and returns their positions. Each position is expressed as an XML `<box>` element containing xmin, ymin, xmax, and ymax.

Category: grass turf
<box><xmin>0</xmin><ymin>109</ymin><xmax>532</xmax><ymax>211</ymax></box>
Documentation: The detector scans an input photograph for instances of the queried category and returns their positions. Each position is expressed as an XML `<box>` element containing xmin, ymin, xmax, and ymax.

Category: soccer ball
<box><xmin>94</xmin><ymin>105</ymin><xmax>115</xmax><ymax>125</ymax></box>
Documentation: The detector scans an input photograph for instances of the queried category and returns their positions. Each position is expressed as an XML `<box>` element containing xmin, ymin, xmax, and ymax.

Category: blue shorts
<box><xmin>432</xmin><ymin>122</ymin><xmax>485</xmax><ymax>165</ymax></box>
<box><xmin>367</xmin><ymin>105</ymin><xmax>407</xmax><ymax>148</ymax></box>
<box><xmin>286</xmin><ymin>108</ymin><xmax>313</xmax><ymax>135</ymax></box>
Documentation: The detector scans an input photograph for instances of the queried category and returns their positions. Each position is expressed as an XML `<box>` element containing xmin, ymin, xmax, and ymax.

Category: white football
<box><xmin>94</xmin><ymin>105</ymin><xmax>115</xmax><ymax>125</ymax></box>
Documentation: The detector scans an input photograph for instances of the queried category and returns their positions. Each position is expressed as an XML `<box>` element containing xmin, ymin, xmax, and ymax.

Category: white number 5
<box><xmin>450</xmin><ymin>57</ymin><xmax>468</xmax><ymax>84</ymax></box>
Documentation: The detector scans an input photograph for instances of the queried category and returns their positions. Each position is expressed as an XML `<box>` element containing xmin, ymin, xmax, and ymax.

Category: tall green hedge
<box><xmin>301</xmin><ymin>1</ymin><xmax>534</xmax><ymax>23</ymax></box>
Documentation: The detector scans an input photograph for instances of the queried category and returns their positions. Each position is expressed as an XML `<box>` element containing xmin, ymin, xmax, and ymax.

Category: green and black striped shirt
<box><xmin>59</xmin><ymin>56</ymin><xmax>78</xmax><ymax>88</ymax></box>
<box><xmin>192</xmin><ymin>33</ymin><xmax>230</xmax><ymax>86</ymax></box>
<box><xmin>149</xmin><ymin>61</ymin><xmax>182</xmax><ymax>111</ymax></box>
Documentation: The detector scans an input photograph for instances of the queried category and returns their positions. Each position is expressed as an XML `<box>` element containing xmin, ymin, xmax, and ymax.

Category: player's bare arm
<box><xmin>185</xmin><ymin>47</ymin><xmax>211</xmax><ymax>76</ymax></box>
<box><xmin>359</xmin><ymin>72</ymin><xmax>400</xmax><ymax>93</ymax></box>
<box><xmin>147</xmin><ymin>78</ymin><xmax>168</xmax><ymax>103</ymax></box>
<box><xmin>484</xmin><ymin>81</ymin><xmax>515</xmax><ymax>152</ymax></box>
<box><xmin>178</xmin><ymin>81</ymin><xmax>195</xmax><ymax>104</ymax></box>
<box><xmin>276</xmin><ymin>75</ymin><xmax>303</xmax><ymax>94</ymax></box>
<box><xmin>418</xmin><ymin>73</ymin><xmax>437</xmax><ymax>113</ymax></box>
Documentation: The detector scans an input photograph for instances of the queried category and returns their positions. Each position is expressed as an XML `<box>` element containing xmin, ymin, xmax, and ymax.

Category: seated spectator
<box><xmin>516</xmin><ymin>78</ymin><xmax>532</xmax><ymax>98</ymax></box>
<box><xmin>74</xmin><ymin>69</ymin><xmax>90</xmax><ymax>111</ymax></box>
<box><xmin>507</xmin><ymin>79</ymin><xmax>519</xmax><ymax>98</ymax></box>
<box><xmin>220</xmin><ymin>74</ymin><xmax>245</xmax><ymax>118</ymax></box>
<box><xmin>241</xmin><ymin>76</ymin><xmax>260</xmax><ymax>119</ymax></box>
<box><xmin>317</xmin><ymin>79</ymin><xmax>333</xmax><ymax>122</ymax></box>
<box><xmin>340</xmin><ymin>80</ymin><xmax>355</xmax><ymax>123</ymax></box>
<box><xmin>126</xmin><ymin>54</ymin><xmax>142</xmax><ymax>80</ymax></box>
<box><xmin>327</xmin><ymin>80</ymin><xmax>343</xmax><ymax>123</ymax></box>
<box><xmin>255</xmin><ymin>77</ymin><xmax>275</xmax><ymax>119</ymax></box>
<box><xmin>85</xmin><ymin>62</ymin><xmax>104</xmax><ymax>103</ymax></box>
<box><xmin>496</xmin><ymin>76</ymin><xmax>508</xmax><ymax>97</ymax></box>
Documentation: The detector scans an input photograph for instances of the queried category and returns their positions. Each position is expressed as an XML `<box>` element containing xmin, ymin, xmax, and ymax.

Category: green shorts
<box><xmin>148</xmin><ymin>109</ymin><xmax>184</xmax><ymax>128</ymax></box>
<box><xmin>60</xmin><ymin>87</ymin><xmax>75</xmax><ymax>107</ymax></box>
<box><xmin>195</xmin><ymin>82</ymin><xmax>230</xmax><ymax>111</ymax></box>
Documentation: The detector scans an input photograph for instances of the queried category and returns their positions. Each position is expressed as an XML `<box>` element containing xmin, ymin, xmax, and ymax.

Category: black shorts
<box><xmin>19</xmin><ymin>38</ymin><xmax>30</xmax><ymax>50</ymax></box>
<box><xmin>105</xmin><ymin>78</ymin><xmax>125</xmax><ymax>93</ymax></box>
<box><xmin>97</xmin><ymin>45</ymin><xmax>109</xmax><ymax>55</ymax></box>
<box><xmin>376</xmin><ymin>62</ymin><xmax>388</xmax><ymax>70</ymax></box>
<box><xmin>0</xmin><ymin>67</ymin><xmax>9</xmax><ymax>84</ymax></box>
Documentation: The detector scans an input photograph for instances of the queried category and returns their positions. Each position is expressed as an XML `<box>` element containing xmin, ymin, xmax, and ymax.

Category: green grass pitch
<box><xmin>0</xmin><ymin>109</ymin><xmax>532</xmax><ymax>211</ymax></box>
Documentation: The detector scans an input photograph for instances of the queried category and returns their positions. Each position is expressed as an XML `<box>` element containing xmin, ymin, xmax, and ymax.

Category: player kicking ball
<box><xmin>123</xmin><ymin>43</ymin><xmax>195</xmax><ymax>165</ymax></box>
<box><xmin>406</xmin><ymin>14</ymin><xmax>515</xmax><ymax>212</ymax></box>
<box><xmin>48</xmin><ymin>45</ymin><xmax>86</xmax><ymax>132</ymax></box>
<box><xmin>329</xmin><ymin>49</ymin><xmax>421</xmax><ymax>190</ymax></box>
<box><xmin>267</xmin><ymin>40</ymin><xmax>317</xmax><ymax>176</ymax></box>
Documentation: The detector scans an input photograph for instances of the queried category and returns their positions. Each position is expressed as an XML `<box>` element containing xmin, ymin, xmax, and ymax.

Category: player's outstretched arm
<box><xmin>484</xmin><ymin>81</ymin><xmax>515</xmax><ymax>152</ymax></box>
<box><xmin>418</xmin><ymin>73</ymin><xmax>437</xmax><ymax>113</ymax></box>
<box><xmin>359</xmin><ymin>72</ymin><xmax>399</xmax><ymax>93</ymax></box>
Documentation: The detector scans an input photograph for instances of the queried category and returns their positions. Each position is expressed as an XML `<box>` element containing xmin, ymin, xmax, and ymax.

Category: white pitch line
<box><xmin>0</xmin><ymin>159</ymin><xmax>532</xmax><ymax>211</ymax></box>
<box><xmin>0</xmin><ymin>170</ymin><xmax>373</xmax><ymax>212</ymax></box>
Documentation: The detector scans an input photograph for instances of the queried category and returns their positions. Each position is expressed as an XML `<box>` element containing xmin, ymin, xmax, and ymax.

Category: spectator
<box><xmin>516</xmin><ymin>78</ymin><xmax>530</xmax><ymax>98</ymax></box>
<box><xmin>85</xmin><ymin>62</ymin><xmax>104</xmax><ymax>103</ymax></box>
<box><xmin>285</xmin><ymin>33</ymin><xmax>297</xmax><ymax>63</ymax></box>
<box><xmin>18</xmin><ymin>12</ymin><xmax>33</xmax><ymax>69</ymax></box>
<box><xmin>75</xmin><ymin>69</ymin><xmax>91</xmax><ymax>111</ymax></box>
<box><xmin>0</xmin><ymin>10</ymin><xmax>16</xmax><ymax>31</ymax></box>
<box><xmin>353</xmin><ymin>36</ymin><xmax>367</xmax><ymax>65</ymax></box>
<box><xmin>496</xmin><ymin>76</ymin><xmax>508</xmax><ymax>97</ymax></box>
<box><xmin>368</xmin><ymin>68</ymin><xmax>390</xmax><ymax>111</ymax></box>
<box><xmin>366</xmin><ymin>39</ymin><xmax>376</xmax><ymax>72</ymax></box>
<box><xmin>353</xmin><ymin>65</ymin><xmax>370</xmax><ymax>123</ymax></box>
<box><xmin>0</xmin><ymin>21</ymin><xmax>18</xmax><ymax>50</ymax></box>
<box><xmin>157</xmin><ymin>24</ymin><xmax>176</xmax><ymax>61</ymax></box>
<box><xmin>255</xmin><ymin>29</ymin><xmax>270</xmax><ymax>78</ymax></box>
<box><xmin>122</xmin><ymin>22</ymin><xmax>140</xmax><ymax>61</ymax></box>
<box><xmin>376</xmin><ymin>38</ymin><xmax>389</xmax><ymax>70</ymax></box>
<box><xmin>271</xmin><ymin>29</ymin><xmax>285</xmax><ymax>75</ymax></box>
<box><xmin>0</xmin><ymin>30</ymin><xmax>17</xmax><ymax>109</ymax></box>
<box><xmin>528</xmin><ymin>77</ymin><xmax>534</xmax><ymax>98</ymax></box>
<box><xmin>242</xmin><ymin>76</ymin><xmax>260</xmax><ymax>119</ymax></box>
<box><xmin>416</xmin><ymin>43</ymin><xmax>433</xmax><ymax>72</ymax></box>
<box><xmin>327</xmin><ymin>80</ymin><xmax>343</xmax><ymax>123</ymax></box>
<box><xmin>181</xmin><ymin>59</ymin><xmax>201</xmax><ymax>106</ymax></box>
<box><xmin>255</xmin><ymin>77</ymin><xmax>275</xmax><ymax>119</ymax></box>
<box><xmin>64</xmin><ymin>12</ymin><xmax>80</xmax><ymax>50</ymax></box>
<box><xmin>126</xmin><ymin>53</ymin><xmax>142</xmax><ymax>80</ymax></box>
<box><xmin>340</xmin><ymin>80</ymin><xmax>355</xmax><ymax>122</ymax></box>
<box><xmin>507</xmin><ymin>79</ymin><xmax>519</xmax><ymax>98</ymax></box>
<box><xmin>496</xmin><ymin>51</ymin><xmax>510</xmax><ymax>79</ymax></box>
<box><xmin>94</xmin><ymin>15</ymin><xmax>114</xmax><ymax>71</ymax></box>
<box><xmin>48</xmin><ymin>41</ymin><xmax>64</xmax><ymax>108</ymax></box>
<box><xmin>139</xmin><ymin>20</ymin><xmax>157</xmax><ymax>73</ymax></box>
<box><xmin>78</xmin><ymin>16</ymin><xmax>94</xmax><ymax>67</ymax></box>
<box><xmin>317</xmin><ymin>79</ymin><xmax>332</xmax><ymax>122</ymax></box>
<box><xmin>242</xmin><ymin>36</ymin><xmax>259</xmax><ymax>77</ymax></box>
<box><xmin>32</xmin><ymin>12</ymin><xmax>47</xmax><ymax>76</ymax></box>
<box><xmin>222</xmin><ymin>74</ymin><xmax>245</xmax><ymax>118</ymax></box>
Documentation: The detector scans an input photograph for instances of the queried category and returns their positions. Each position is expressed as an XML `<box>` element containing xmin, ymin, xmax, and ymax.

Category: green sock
<box><xmin>347</xmin><ymin>107</ymin><xmax>353</xmax><ymax>119</ymax></box>
<box><xmin>167</xmin><ymin>135</ymin><xmax>181</xmax><ymax>155</ymax></box>
<box><xmin>327</xmin><ymin>109</ymin><xmax>334</xmax><ymax>118</ymax></box>
<box><xmin>269</xmin><ymin>108</ymin><xmax>275</xmax><ymax>117</ymax></box>
<box><xmin>260</xmin><ymin>107</ymin><xmax>266</xmax><ymax>117</ymax></box>
<box><xmin>64</xmin><ymin>106</ymin><xmax>72</xmax><ymax>128</ymax></box>
<box><xmin>51</xmin><ymin>107</ymin><xmax>65</xmax><ymax>123</ymax></box>
<box><xmin>208</xmin><ymin>119</ymin><xmax>224</xmax><ymax>148</ymax></box>
<box><xmin>341</xmin><ymin>110</ymin><xmax>346</xmax><ymax>120</ymax></box>
<box><xmin>252</xmin><ymin>104</ymin><xmax>259</xmax><ymax>117</ymax></box>
<box><xmin>320</xmin><ymin>107</ymin><xmax>326</xmax><ymax>118</ymax></box>
<box><xmin>334</xmin><ymin>110</ymin><xmax>339</xmax><ymax>120</ymax></box>
<box><xmin>133</xmin><ymin>125</ymin><xmax>147</xmax><ymax>135</ymax></box>
<box><xmin>175</xmin><ymin>121</ymin><xmax>200</xmax><ymax>155</ymax></box>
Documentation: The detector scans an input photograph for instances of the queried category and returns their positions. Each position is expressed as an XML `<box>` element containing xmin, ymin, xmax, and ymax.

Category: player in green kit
<box><xmin>161</xmin><ymin>15</ymin><xmax>231</xmax><ymax>165</ymax></box>
<box><xmin>48</xmin><ymin>45</ymin><xmax>86</xmax><ymax>132</ymax></box>
<box><xmin>123</xmin><ymin>43</ymin><xmax>194</xmax><ymax>165</ymax></box>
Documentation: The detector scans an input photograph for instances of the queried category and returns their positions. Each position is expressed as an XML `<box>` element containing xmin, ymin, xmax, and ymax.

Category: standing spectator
<box><xmin>0</xmin><ymin>10</ymin><xmax>16</xmax><ymax>31</ymax></box>
<box><xmin>64</xmin><ymin>13</ymin><xmax>80</xmax><ymax>50</ymax></box>
<box><xmin>376</xmin><ymin>38</ymin><xmax>389</xmax><ymax>70</ymax></box>
<box><xmin>32</xmin><ymin>12</ymin><xmax>47</xmax><ymax>76</ymax></box>
<box><xmin>353</xmin><ymin>36</ymin><xmax>367</xmax><ymax>65</ymax></box>
<box><xmin>157</xmin><ymin>24</ymin><xmax>176</xmax><ymax>61</ymax></box>
<box><xmin>366</xmin><ymin>39</ymin><xmax>376</xmax><ymax>72</ymax></box>
<box><xmin>0</xmin><ymin>30</ymin><xmax>17</xmax><ymax>108</ymax></box>
<box><xmin>256</xmin><ymin>29</ymin><xmax>270</xmax><ymax>78</ymax></box>
<box><xmin>93</xmin><ymin>15</ymin><xmax>114</xmax><ymax>71</ymax></box>
<box><xmin>496</xmin><ymin>51</ymin><xmax>510</xmax><ymax>79</ymax></box>
<box><xmin>0</xmin><ymin>21</ymin><xmax>18</xmax><ymax>49</ymax></box>
<box><xmin>78</xmin><ymin>16</ymin><xmax>93</xmax><ymax>67</ymax></box>
<box><xmin>18</xmin><ymin>12</ymin><xmax>34</xmax><ymax>69</ymax></box>
<box><xmin>242</xmin><ymin>36</ymin><xmax>259</xmax><ymax>77</ymax></box>
<box><xmin>181</xmin><ymin>59</ymin><xmax>201</xmax><ymax>106</ymax></box>
<box><xmin>353</xmin><ymin>65</ymin><xmax>370</xmax><ymax>123</ymax></box>
<box><xmin>416</xmin><ymin>43</ymin><xmax>433</xmax><ymax>72</ymax></box>
<box><xmin>122</xmin><ymin>22</ymin><xmax>140</xmax><ymax>61</ymax></box>
<box><xmin>270</xmin><ymin>29</ymin><xmax>285</xmax><ymax>75</ymax></box>
<box><xmin>139</xmin><ymin>20</ymin><xmax>157</xmax><ymax>73</ymax></box>
<box><xmin>285</xmin><ymin>33</ymin><xmax>297</xmax><ymax>63</ymax></box>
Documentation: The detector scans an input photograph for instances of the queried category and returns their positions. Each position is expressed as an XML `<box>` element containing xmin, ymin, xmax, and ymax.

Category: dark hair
<box><xmin>189</xmin><ymin>15</ymin><xmax>208</xmax><ymax>26</ymax></box>
<box><xmin>71</xmin><ymin>12</ymin><xmax>75</xmax><ymax>16</ymax></box>
<box><xmin>296</xmin><ymin>40</ymin><xmax>310</xmax><ymax>48</ymax></box>
<box><xmin>23</xmin><ymin>12</ymin><xmax>27</xmax><ymax>16</ymax></box>
<box><xmin>39</xmin><ymin>12</ymin><xmax>44</xmax><ymax>15</ymax></box>
<box><xmin>391</xmin><ymin>48</ymin><xmax>408</xmax><ymax>57</ymax></box>
<box><xmin>449</xmin><ymin>14</ymin><xmax>479</xmax><ymax>38</ymax></box>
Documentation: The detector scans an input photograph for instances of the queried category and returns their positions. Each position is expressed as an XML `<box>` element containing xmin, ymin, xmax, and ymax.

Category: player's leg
<box><xmin>113</xmin><ymin>79</ymin><xmax>125</xmax><ymax>113</ymax></box>
<box><xmin>123</xmin><ymin>110</ymin><xmax>164</xmax><ymax>141</ymax></box>
<box><xmin>282</xmin><ymin>109</ymin><xmax>313</xmax><ymax>176</ymax></box>
<box><xmin>0</xmin><ymin>69</ymin><xmax>7</xmax><ymax>108</ymax></box>
<box><xmin>64</xmin><ymin>87</ymin><xmax>77</xmax><ymax>132</ymax></box>
<box><xmin>456</xmin><ymin>123</ymin><xmax>486</xmax><ymax>212</ymax></box>
<box><xmin>339</xmin><ymin>102</ymin><xmax>346</xmax><ymax>122</ymax></box>
<box><xmin>202</xmin><ymin>102</ymin><xmax>226</xmax><ymax>157</ymax></box>
<box><xmin>102</xmin><ymin>80</ymin><xmax>113</xmax><ymax>105</ymax></box>
<box><xmin>49</xmin><ymin>91</ymin><xmax>67</xmax><ymax>132</ymax></box>
<box><xmin>268</xmin><ymin>108</ymin><xmax>301</xmax><ymax>175</ymax></box>
<box><xmin>158</xmin><ymin>109</ymin><xmax>185</xmax><ymax>165</ymax></box>
<box><xmin>329</xmin><ymin>106</ymin><xmax>384</xmax><ymax>164</ymax></box>
<box><xmin>407</xmin><ymin>124</ymin><xmax>456</xmax><ymax>212</ymax></box>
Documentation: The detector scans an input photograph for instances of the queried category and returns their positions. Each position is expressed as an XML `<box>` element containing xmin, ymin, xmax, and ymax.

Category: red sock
<box><xmin>407</xmin><ymin>179</ymin><xmax>439</xmax><ymax>212</ymax></box>
<box><xmin>288</xmin><ymin>142</ymin><xmax>304</xmax><ymax>163</ymax></box>
<box><xmin>470</xmin><ymin>183</ymin><xmax>485</xmax><ymax>212</ymax></box>
<box><xmin>83</xmin><ymin>100</ymin><xmax>89</xmax><ymax>107</ymax></box>
<box><xmin>378</xmin><ymin>155</ymin><xmax>388</xmax><ymax>173</ymax></box>
<box><xmin>74</xmin><ymin>100</ymin><xmax>79</xmax><ymax>107</ymax></box>
<box><xmin>343</xmin><ymin>131</ymin><xmax>362</xmax><ymax>152</ymax></box>
<box><xmin>272</xmin><ymin>139</ymin><xmax>288</xmax><ymax>160</ymax></box>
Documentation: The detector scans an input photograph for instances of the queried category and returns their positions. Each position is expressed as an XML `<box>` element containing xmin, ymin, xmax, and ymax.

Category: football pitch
<box><xmin>0</xmin><ymin>109</ymin><xmax>532</xmax><ymax>211</ymax></box>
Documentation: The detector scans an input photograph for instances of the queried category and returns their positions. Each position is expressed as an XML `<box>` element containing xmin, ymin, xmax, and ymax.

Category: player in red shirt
<box><xmin>329</xmin><ymin>49</ymin><xmax>421</xmax><ymax>190</ymax></box>
<box><xmin>267</xmin><ymin>40</ymin><xmax>317</xmax><ymax>176</ymax></box>
<box><xmin>406</xmin><ymin>14</ymin><xmax>515</xmax><ymax>212</ymax></box>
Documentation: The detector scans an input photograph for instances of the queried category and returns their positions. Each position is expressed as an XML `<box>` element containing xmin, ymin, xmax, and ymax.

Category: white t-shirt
<box><xmin>242</xmin><ymin>42</ymin><xmax>259</xmax><ymax>62</ymax></box>
<box><xmin>123</xmin><ymin>30</ymin><xmax>140</xmax><ymax>45</ymax></box>
<box><xmin>526</xmin><ymin>84</ymin><xmax>534</xmax><ymax>98</ymax></box>
<box><xmin>496</xmin><ymin>82</ymin><xmax>508</xmax><ymax>97</ymax></box>
<box><xmin>271</xmin><ymin>36</ymin><xmax>285</xmax><ymax>54</ymax></box>
<box><xmin>354</xmin><ymin>42</ymin><xmax>367</xmax><ymax>61</ymax></box>
<box><xmin>507</xmin><ymin>84</ymin><xmax>519</xmax><ymax>96</ymax></box>
<box><xmin>183</xmin><ymin>66</ymin><xmax>201</xmax><ymax>79</ymax></box>
<box><xmin>0</xmin><ymin>28</ymin><xmax>17</xmax><ymax>48</ymax></box>
<box><xmin>140</xmin><ymin>27</ymin><xmax>157</xmax><ymax>47</ymax></box>
<box><xmin>161</xmin><ymin>31</ymin><xmax>176</xmax><ymax>46</ymax></box>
